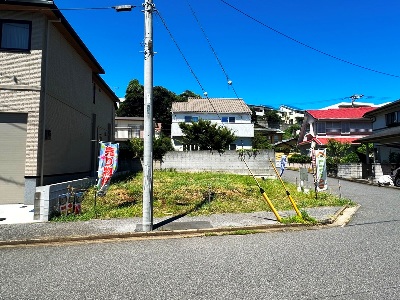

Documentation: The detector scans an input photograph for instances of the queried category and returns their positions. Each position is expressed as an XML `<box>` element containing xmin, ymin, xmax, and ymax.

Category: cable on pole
<box><xmin>157</xmin><ymin>8</ymin><xmax>276</xmax><ymax>213</ymax></box>
<box><xmin>155</xmin><ymin>11</ymin><xmax>207</xmax><ymax>96</ymax></box>
<box><xmin>219</xmin><ymin>0</ymin><xmax>400</xmax><ymax>79</ymax></box>
<box><xmin>155</xmin><ymin>10</ymin><xmax>225</xmax><ymax>122</ymax></box>
<box><xmin>186</xmin><ymin>0</ymin><xmax>241</xmax><ymax>99</ymax></box>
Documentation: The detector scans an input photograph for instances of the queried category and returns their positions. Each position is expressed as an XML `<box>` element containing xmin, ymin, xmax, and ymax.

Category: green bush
<box><xmin>341</xmin><ymin>152</ymin><xmax>360</xmax><ymax>163</ymax></box>
<box><xmin>288</xmin><ymin>153</ymin><xmax>311</xmax><ymax>164</ymax></box>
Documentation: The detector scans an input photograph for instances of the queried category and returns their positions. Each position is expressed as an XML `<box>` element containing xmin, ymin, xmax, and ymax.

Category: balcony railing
<box><xmin>115</xmin><ymin>126</ymin><xmax>141</xmax><ymax>140</ymax></box>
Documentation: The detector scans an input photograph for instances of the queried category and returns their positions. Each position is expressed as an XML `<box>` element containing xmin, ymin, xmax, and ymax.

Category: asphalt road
<box><xmin>0</xmin><ymin>170</ymin><xmax>399</xmax><ymax>300</ymax></box>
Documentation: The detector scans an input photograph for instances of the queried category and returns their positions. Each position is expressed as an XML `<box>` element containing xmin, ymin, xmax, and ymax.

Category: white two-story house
<box><xmin>0</xmin><ymin>0</ymin><xmax>119</xmax><ymax>204</ymax></box>
<box><xmin>279</xmin><ymin>104</ymin><xmax>305</xmax><ymax>125</ymax></box>
<box><xmin>171</xmin><ymin>98</ymin><xmax>254</xmax><ymax>151</ymax></box>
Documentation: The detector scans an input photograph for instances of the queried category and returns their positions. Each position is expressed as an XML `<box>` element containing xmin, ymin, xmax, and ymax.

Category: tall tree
<box><xmin>264</xmin><ymin>109</ymin><xmax>282</xmax><ymax>127</ymax></box>
<box><xmin>179</xmin><ymin>119</ymin><xmax>236</xmax><ymax>153</ymax></box>
<box><xmin>177</xmin><ymin>90</ymin><xmax>200</xmax><ymax>102</ymax></box>
<box><xmin>153</xmin><ymin>86</ymin><xmax>179</xmax><ymax>135</ymax></box>
<box><xmin>283</xmin><ymin>124</ymin><xmax>301</xmax><ymax>140</ymax></box>
<box><xmin>252</xmin><ymin>132</ymin><xmax>272</xmax><ymax>149</ymax></box>
<box><xmin>116</xmin><ymin>79</ymin><xmax>144</xmax><ymax>117</ymax></box>
<box><xmin>116</xmin><ymin>79</ymin><xmax>199</xmax><ymax>135</ymax></box>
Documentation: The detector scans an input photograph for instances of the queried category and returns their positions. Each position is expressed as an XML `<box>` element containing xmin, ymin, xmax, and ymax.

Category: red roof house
<box><xmin>297</xmin><ymin>107</ymin><xmax>375</xmax><ymax>152</ymax></box>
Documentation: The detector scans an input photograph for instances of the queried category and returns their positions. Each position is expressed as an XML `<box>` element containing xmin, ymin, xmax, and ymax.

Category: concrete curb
<box><xmin>0</xmin><ymin>205</ymin><xmax>356</xmax><ymax>247</ymax></box>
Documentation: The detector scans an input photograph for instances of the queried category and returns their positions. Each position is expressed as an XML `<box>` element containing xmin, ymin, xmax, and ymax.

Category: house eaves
<box><xmin>1</xmin><ymin>0</ymin><xmax>104</xmax><ymax>74</ymax></box>
<box><xmin>93</xmin><ymin>74</ymin><xmax>120</xmax><ymax>106</ymax></box>
<box><xmin>363</xmin><ymin>99</ymin><xmax>400</xmax><ymax>118</ymax></box>
<box><xmin>355</xmin><ymin>126</ymin><xmax>400</xmax><ymax>148</ymax></box>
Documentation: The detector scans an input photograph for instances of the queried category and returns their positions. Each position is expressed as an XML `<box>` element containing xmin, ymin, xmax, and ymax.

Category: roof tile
<box><xmin>172</xmin><ymin>98</ymin><xmax>251</xmax><ymax>114</ymax></box>
<box><xmin>307</xmin><ymin>107</ymin><xmax>375</xmax><ymax>119</ymax></box>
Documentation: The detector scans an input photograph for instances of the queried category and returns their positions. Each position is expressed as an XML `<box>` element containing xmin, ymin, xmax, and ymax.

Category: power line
<box><xmin>19</xmin><ymin>6</ymin><xmax>133</xmax><ymax>12</ymax></box>
<box><xmin>186</xmin><ymin>0</ymin><xmax>240</xmax><ymax>100</ymax></box>
<box><xmin>155</xmin><ymin>10</ymin><xmax>207</xmax><ymax>96</ymax></box>
<box><xmin>219</xmin><ymin>0</ymin><xmax>400</xmax><ymax>79</ymax></box>
<box><xmin>155</xmin><ymin>10</ymin><xmax>223</xmax><ymax>121</ymax></box>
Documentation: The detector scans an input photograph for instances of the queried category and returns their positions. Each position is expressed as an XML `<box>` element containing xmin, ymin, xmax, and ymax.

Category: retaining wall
<box><xmin>160</xmin><ymin>150</ymin><xmax>276</xmax><ymax>176</ymax></box>
<box><xmin>35</xmin><ymin>178</ymin><xmax>94</xmax><ymax>221</ymax></box>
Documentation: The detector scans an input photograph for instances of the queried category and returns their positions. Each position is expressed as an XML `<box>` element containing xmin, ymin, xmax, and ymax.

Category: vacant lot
<box><xmin>53</xmin><ymin>170</ymin><xmax>353</xmax><ymax>221</ymax></box>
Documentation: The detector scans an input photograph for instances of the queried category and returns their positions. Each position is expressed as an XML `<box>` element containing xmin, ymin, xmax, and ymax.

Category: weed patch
<box><xmin>51</xmin><ymin>171</ymin><xmax>354</xmax><ymax>222</ymax></box>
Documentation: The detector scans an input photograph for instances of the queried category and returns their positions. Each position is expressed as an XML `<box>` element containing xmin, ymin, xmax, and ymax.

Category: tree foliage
<box><xmin>176</xmin><ymin>90</ymin><xmax>200</xmax><ymax>102</ymax></box>
<box><xmin>288</xmin><ymin>153</ymin><xmax>311</xmax><ymax>164</ymax></box>
<box><xmin>326</xmin><ymin>139</ymin><xmax>359</xmax><ymax>172</ymax></box>
<box><xmin>264</xmin><ymin>110</ymin><xmax>281</xmax><ymax>125</ymax></box>
<box><xmin>129</xmin><ymin>138</ymin><xmax>144</xmax><ymax>159</ymax></box>
<box><xmin>252</xmin><ymin>132</ymin><xmax>272</xmax><ymax>149</ymax></box>
<box><xmin>116</xmin><ymin>79</ymin><xmax>199</xmax><ymax>135</ymax></box>
<box><xmin>179</xmin><ymin>119</ymin><xmax>236</xmax><ymax>153</ymax></box>
<box><xmin>153</xmin><ymin>134</ymin><xmax>174</xmax><ymax>160</ymax></box>
<box><xmin>250</xmin><ymin>108</ymin><xmax>258</xmax><ymax>124</ymax></box>
<box><xmin>283</xmin><ymin>124</ymin><xmax>301</xmax><ymax>140</ymax></box>
<box><xmin>117</xmin><ymin>79</ymin><xmax>144</xmax><ymax>117</ymax></box>
<box><xmin>153</xmin><ymin>86</ymin><xmax>179</xmax><ymax>135</ymax></box>
<box><xmin>129</xmin><ymin>135</ymin><xmax>174</xmax><ymax>161</ymax></box>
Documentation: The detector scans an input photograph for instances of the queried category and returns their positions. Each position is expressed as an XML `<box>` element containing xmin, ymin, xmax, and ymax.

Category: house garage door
<box><xmin>0</xmin><ymin>113</ymin><xmax>27</xmax><ymax>204</ymax></box>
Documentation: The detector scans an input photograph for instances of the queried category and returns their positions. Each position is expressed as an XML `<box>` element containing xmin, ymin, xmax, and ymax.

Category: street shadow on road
<box><xmin>152</xmin><ymin>197</ymin><xmax>211</xmax><ymax>230</ymax></box>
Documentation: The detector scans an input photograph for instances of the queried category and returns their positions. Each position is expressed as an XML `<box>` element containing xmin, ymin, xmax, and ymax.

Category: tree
<box><xmin>252</xmin><ymin>132</ymin><xmax>272</xmax><ymax>149</ymax></box>
<box><xmin>326</xmin><ymin>139</ymin><xmax>352</xmax><ymax>173</ymax></box>
<box><xmin>116</xmin><ymin>79</ymin><xmax>144</xmax><ymax>117</ymax></box>
<box><xmin>283</xmin><ymin>124</ymin><xmax>301</xmax><ymax>140</ymax></box>
<box><xmin>153</xmin><ymin>86</ymin><xmax>179</xmax><ymax>135</ymax></box>
<box><xmin>179</xmin><ymin>119</ymin><xmax>236</xmax><ymax>153</ymax></box>
<box><xmin>129</xmin><ymin>137</ymin><xmax>144</xmax><ymax>158</ymax></box>
<box><xmin>153</xmin><ymin>134</ymin><xmax>174</xmax><ymax>160</ymax></box>
<box><xmin>129</xmin><ymin>135</ymin><xmax>174</xmax><ymax>161</ymax></box>
<box><xmin>250</xmin><ymin>107</ymin><xmax>258</xmax><ymax>124</ymax></box>
<box><xmin>116</xmin><ymin>79</ymin><xmax>199</xmax><ymax>135</ymax></box>
<box><xmin>264</xmin><ymin>110</ymin><xmax>281</xmax><ymax>128</ymax></box>
<box><xmin>177</xmin><ymin>90</ymin><xmax>200</xmax><ymax>102</ymax></box>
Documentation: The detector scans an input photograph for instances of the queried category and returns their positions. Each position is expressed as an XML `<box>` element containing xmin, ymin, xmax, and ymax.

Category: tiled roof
<box><xmin>298</xmin><ymin>137</ymin><xmax>361</xmax><ymax>146</ymax></box>
<box><xmin>171</xmin><ymin>98</ymin><xmax>252</xmax><ymax>114</ymax></box>
<box><xmin>307</xmin><ymin>107</ymin><xmax>376</xmax><ymax>119</ymax></box>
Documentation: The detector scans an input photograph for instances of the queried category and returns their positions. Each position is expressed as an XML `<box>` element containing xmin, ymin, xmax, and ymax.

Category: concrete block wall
<box><xmin>338</xmin><ymin>163</ymin><xmax>363</xmax><ymax>179</ymax></box>
<box><xmin>338</xmin><ymin>163</ymin><xmax>393</xmax><ymax>181</ymax></box>
<box><xmin>35</xmin><ymin>178</ymin><xmax>94</xmax><ymax>221</ymax></box>
<box><xmin>160</xmin><ymin>150</ymin><xmax>276</xmax><ymax>177</ymax></box>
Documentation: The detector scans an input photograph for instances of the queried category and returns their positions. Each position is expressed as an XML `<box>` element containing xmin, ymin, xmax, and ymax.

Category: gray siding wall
<box><xmin>43</xmin><ymin>24</ymin><xmax>116</xmax><ymax>178</ymax></box>
<box><xmin>43</xmin><ymin>23</ymin><xmax>94</xmax><ymax>176</ymax></box>
<box><xmin>94</xmin><ymin>83</ymin><xmax>116</xmax><ymax>143</ymax></box>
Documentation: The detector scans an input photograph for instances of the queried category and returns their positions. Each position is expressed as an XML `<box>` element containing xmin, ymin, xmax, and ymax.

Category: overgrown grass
<box><xmin>52</xmin><ymin>170</ymin><xmax>354</xmax><ymax>222</ymax></box>
<box><xmin>281</xmin><ymin>210</ymin><xmax>318</xmax><ymax>225</ymax></box>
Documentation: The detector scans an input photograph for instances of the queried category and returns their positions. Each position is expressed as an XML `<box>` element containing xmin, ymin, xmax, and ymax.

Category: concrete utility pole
<box><xmin>142</xmin><ymin>0</ymin><xmax>155</xmax><ymax>232</ymax></box>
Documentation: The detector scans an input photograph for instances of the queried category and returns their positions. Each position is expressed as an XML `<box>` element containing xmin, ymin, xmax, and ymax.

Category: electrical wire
<box><xmin>186</xmin><ymin>0</ymin><xmax>240</xmax><ymax>100</ymax></box>
<box><xmin>155</xmin><ymin>10</ymin><xmax>223</xmax><ymax>121</ymax></box>
<box><xmin>21</xmin><ymin>6</ymin><xmax>127</xmax><ymax>12</ymax></box>
<box><xmin>219</xmin><ymin>0</ymin><xmax>400</xmax><ymax>79</ymax></box>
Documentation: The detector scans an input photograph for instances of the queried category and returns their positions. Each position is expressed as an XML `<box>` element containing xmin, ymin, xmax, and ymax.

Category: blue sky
<box><xmin>54</xmin><ymin>0</ymin><xmax>400</xmax><ymax>109</ymax></box>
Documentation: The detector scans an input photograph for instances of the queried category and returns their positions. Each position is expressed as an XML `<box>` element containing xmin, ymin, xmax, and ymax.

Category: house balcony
<box><xmin>115</xmin><ymin>126</ymin><xmax>143</xmax><ymax>141</ymax></box>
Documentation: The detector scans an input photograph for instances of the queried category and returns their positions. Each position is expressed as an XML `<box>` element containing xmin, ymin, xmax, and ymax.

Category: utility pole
<box><xmin>142</xmin><ymin>0</ymin><xmax>155</xmax><ymax>231</ymax></box>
